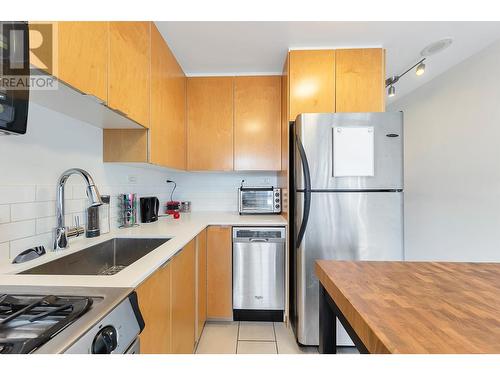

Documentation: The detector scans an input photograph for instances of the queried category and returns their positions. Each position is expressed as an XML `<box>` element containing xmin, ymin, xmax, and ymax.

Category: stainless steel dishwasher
<box><xmin>232</xmin><ymin>227</ymin><xmax>285</xmax><ymax>322</ymax></box>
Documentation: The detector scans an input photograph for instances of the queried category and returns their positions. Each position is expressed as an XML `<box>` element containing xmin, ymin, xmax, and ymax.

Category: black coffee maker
<box><xmin>140</xmin><ymin>197</ymin><xmax>159</xmax><ymax>223</ymax></box>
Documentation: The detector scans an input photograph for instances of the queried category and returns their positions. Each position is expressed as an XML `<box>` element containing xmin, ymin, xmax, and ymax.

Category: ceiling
<box><xmin>155</xmin><ymin>22</ymin><xmax>500</xmax><ymax>103</ymax></box>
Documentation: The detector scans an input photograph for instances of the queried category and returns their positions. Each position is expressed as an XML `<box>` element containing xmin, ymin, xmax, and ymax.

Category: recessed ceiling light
<box><xmin>420</xmin><ymin>38</ymin><xmax>453</xmax><ymax>57</ymax></box>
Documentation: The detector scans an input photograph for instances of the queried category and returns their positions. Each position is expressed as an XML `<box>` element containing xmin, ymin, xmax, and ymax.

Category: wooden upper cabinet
<box><xmin>335</xmin><ymin>48</ymin><xmax>385</xmax><ymax>112</ymax></box>
<box><xmin>136</xmin><ymin>262</ymin><xmax>172</xmax><ymax>354</ymax></box>
<box><xmin>171</xmin><ymin>239</ymin><xmax>196</xmax><ymax>354</ymax></box>
<box><xmin>57</xmin><ymin>22</ymin><xmax>108</xmax><ymax>103</ymax></box>
<box><xmin>109</xmin><ymin>22</ymin><xmax>150</xmax><ymax>127</ymax></box>
<box><xmin>289</xmin><ymin>50</ymin><xmax>335</xmax><ymax>121</ymax></box>
<box><xmin>206</xmin><ymin>226</ymin><xmax>233</xmax><ymax>320</ymax></box>
<box><xmin>150</xmin><ymin>24</ymin><xmax>186</xmax><ymax>169</ymax></box>
<box><xmin>234</xmin><ymin>76</ymin><xmax>281</xmax><ymax>171</ymax></box>
<box><xmin>187</xmin><ymin>77</ymin><xmax>234</xmax><ymax>171</ymax></box>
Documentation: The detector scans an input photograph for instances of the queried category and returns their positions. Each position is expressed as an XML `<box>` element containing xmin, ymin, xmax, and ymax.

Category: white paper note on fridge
<box><xmin>333</xmin><ymin>126</ymin><xmax>374</xmax><ymax>177</ymax></box>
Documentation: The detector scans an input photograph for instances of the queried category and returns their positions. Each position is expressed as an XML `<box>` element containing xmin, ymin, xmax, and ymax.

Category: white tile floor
<box><xmin>195</xmin><ymin>321</ymin><xmax>359</xmax><ymax>354</ymax></box>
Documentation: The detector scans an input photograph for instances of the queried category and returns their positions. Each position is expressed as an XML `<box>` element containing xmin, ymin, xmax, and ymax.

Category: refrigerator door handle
<box><xmin>296</xmin><ymin>134</ymin><xmax>312</xmax><ymax>248</ymax></box>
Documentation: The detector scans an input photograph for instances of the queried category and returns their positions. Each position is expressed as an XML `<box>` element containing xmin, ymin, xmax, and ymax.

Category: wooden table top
<box><xmin>315</xmin><ymin>260</ymin><xmax>500</xmax><ymax>354</ymax></box>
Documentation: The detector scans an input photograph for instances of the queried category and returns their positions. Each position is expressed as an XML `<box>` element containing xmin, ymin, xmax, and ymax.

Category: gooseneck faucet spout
<box><xmin>54</xmin><ymin>168</ymin><xmax>103</xmax><ymax>250</ymax></box>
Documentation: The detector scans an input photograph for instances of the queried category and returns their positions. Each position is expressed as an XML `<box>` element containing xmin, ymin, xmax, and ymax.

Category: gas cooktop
<box><xmin>0</xmin><ymin>294</ymin><xmax>93</xmax><ymax>354</ymax></box>
<box><xmin>0</xmin><ymin>286</ymin><xmax>142</xmax><ymax>354</ymax></box>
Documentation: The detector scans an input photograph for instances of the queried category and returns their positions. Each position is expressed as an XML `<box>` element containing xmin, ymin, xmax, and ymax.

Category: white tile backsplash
<box><xmin>0</xmin><ymin>186</ymin><xmax>36</xmax><ymax>205</ymax></box>
<box><xmin>0</xmin><ymin>242</ymin><xmax>9</xmax><ymax>265</ymax></box>
<box><xmin>10</xmin><ymin>201</ymin><xmax>55</xmax><ymax>222</ymax></box>
<box><xmin>0</xmin><ymin>205</ymin><xmax>10</xmax><ymax>224</ymax></box>
<box><xmin>0</xmin><ymin>220</ymin><xmax>36</xmax><ymax>243</ymax></box>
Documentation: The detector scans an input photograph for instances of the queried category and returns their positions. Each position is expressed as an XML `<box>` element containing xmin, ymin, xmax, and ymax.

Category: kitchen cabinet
<box><xmin>150</xmin><ymin>24</ymin><xmax>187</xmax><ymax>169</ymax></box>
<box><xmin>206</xmin><ymin>226</ymin><xmax>233</xmax><ymax>320</ymax></box>
<box><xmin>197</xmin><ymin>229</ymin><xmax>207</xmax><ymax>340</ymax></box>
<box><xmin>57</xmin><ymin>22</ymin><xmax>108</xmax><ymax>103</ymax></box>
<box><xmin>171</xmin><ymin>239</ymin><xmax>196</xmax><ymax>354</ymax></box>
<box><xmin>335</xmin><ymin>48</ymin><xmax>385</xmax><ymax>112</ymax></box>
<box><xmin>109</xmin><ymin>22</ymin><xmax>151</xmax><ymax>127</ymax></box>
<box><xmin>135</xmin><ymin>262</ymin><xmax>172</xmax><ymax>354</ymax></box>
<box><xmin>234</xmin><ymin>76</ymin><xmax>281</xmax><ymax>171</ymax></box>
<box><xmin>289</xmin><ymin>50</ymin><xmax>336</xmax><ymax>122</ymax></box>
<box><xmin>103</xmin><ymin>23</ymin><xmax>187</xmax><ymax>166</ymax></box>
<box><xmin>28</xmin><ymin>22</ymin><xmax>108</xmax><ymax>103</ymax></box>
<box><xmin>103</xmin><ymin>129</ymin><xmax>148</xmax><ymax>162</ymax></box>
<box><xmin>187</xmin><ymin>77</ymin><xmax>234</xmax><ymax>171</ymax></box>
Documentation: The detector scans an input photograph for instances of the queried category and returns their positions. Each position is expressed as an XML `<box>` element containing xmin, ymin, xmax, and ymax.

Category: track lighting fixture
<box><xmin>388</xmin><ymin>85</ymin><xmax>396</xmax><ymax>97</ymax></box>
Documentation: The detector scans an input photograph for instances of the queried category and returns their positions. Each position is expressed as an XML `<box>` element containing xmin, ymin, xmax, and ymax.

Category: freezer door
<box><xmin>294</xmin><ymin>191</ymin><xmax>404</xmax><ymax>346</ymax></box>
<box><xmin>295</xmin><ymin>112</ymin><xmax>403</xmax><ymax>190</ymax></box>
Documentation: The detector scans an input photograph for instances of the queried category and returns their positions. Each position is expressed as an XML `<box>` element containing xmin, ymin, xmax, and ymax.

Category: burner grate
<box><xmin>0</xmin><ymin>294</ymin><xmax>93</xmax><ymax>354</ymax></box>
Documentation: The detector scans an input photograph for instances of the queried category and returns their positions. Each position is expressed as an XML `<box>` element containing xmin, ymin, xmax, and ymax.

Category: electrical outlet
<box><xmin>128</xmin><ymin>175</ymin><xmax>138</xmax><ymax>184</ymax></box>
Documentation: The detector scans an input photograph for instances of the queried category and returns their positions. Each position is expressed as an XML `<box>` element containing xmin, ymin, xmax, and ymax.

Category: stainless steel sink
<box><xmin>20</xmin><ymin>238</ymin><xmax>170</xmax><ymax>276</ymax></box>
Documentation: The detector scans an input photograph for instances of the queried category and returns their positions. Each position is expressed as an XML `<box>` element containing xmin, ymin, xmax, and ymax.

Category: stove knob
<box><xmin>92</xmin><ymin>325</ymin><xmax>118</xmax><ymax>354</ymax></box>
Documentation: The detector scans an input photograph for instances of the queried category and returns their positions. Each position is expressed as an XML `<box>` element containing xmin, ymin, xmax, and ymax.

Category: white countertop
<box><xmin>0</xmin><ymin>212</ymin><xmax>286</xmax><ymax>288</ymax></box>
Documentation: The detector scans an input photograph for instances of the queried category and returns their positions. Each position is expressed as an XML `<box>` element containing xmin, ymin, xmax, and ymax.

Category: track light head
<box><xmin>416</xmin><ymin>62</ymin><xmax>426</xmax><ymax>76</ymax></box>
<box><xmin>388</xmin><ymin>85</ymin><xmax>396</xmax><ymax>97</ymax></box>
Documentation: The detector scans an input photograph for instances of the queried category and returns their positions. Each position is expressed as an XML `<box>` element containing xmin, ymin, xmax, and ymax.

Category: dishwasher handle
<box><xmin>249</xmin><ymin>238</ymin><xmax>269</xmax><ymax>243</ymax></box>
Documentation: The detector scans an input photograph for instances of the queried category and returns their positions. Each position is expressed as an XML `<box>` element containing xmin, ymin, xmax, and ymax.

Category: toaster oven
<box><xmin>238</xmin><ymin>187</ymin><xmax>281</xmax><ymax>215</ymax></box>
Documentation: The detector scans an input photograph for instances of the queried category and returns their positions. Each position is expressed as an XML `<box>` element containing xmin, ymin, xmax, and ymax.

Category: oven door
<box><xmin>239</xmin><ymin>190</ymin><xmax>274</xmax><ymax>214</ymax></box>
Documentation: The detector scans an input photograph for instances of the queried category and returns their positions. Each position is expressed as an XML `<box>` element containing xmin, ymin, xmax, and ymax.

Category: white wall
<box><xmin>388</xmin><ymin>40</ymin><xmax>500</xmax><ymax>261</ymax></box>
<box><xmin>0</xmin><ymin>103</ymin><xmax>276</xmax><ymax>263</ymax></box>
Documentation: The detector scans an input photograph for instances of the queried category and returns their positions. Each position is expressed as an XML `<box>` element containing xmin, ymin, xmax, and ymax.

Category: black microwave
<box><xmin>0</xmin><ymin>21</ymin><xmax>29</xmax><ymax>135</ymax></box>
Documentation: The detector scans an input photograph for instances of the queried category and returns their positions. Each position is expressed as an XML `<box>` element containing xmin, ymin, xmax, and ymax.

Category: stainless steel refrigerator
<box><xmin>291</xmin><ymin>112</ymin><xmax>404</xmax><ymax>346</ymax></box>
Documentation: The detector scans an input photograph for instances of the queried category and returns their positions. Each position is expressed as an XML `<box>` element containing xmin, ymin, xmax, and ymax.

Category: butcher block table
<box><xmin>315</xmin><ymin>260</ymin><xmax>500</xmax><ymax>354</ymax></box>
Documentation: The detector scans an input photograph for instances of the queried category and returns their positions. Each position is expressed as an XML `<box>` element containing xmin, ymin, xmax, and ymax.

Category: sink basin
<box><xmin>20</xmin><ymin>238</ymin><xmax>170</xmax><ymax>276</ymax></box>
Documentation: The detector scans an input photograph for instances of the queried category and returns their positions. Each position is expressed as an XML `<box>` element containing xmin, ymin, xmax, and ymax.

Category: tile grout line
<box><xmin>235</xmin><ymin>321</ymin><xmax>240</xmax><ymax>354</ymax></box>
<box><xmin>273</xmin><ymin>322</ymin><xmax>279</xmax><ymax>354</ymax></box>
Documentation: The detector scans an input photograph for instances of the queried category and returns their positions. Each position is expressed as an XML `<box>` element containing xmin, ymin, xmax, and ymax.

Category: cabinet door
<box><xmin>335</xmin><ymin>48</ymin><xmax>385</xmax><ymax>112</ymax></box>
<box><xmin>289</xmin><ymin>50</ymin><xmax>335</xmax><ymax>121</ymax></box>
<box><xmin>136</xmin><ymin>263</ymin><xmax>172</xmax><ymax>354</ymax></box>
<box><xmin>207</xmin><ymin>226</ymin><xmax>233</xmax><ymax>319</ymax></box>
<box><xmin>109</xmin><ymin>22</ymin><xmax>150</xmax><ymax>127</ymax></box>
<box><xmin>187</xmin><ymin>77</ymin><xmax>234</xmax><ymax>171</ymax></box>
<box><xmin>58</xmin><ymin>22</ymin><xmax>108</xmax><ymax>103</ymax></box>
<box><xmin>150</xmin><ymin>24</ymin><xmax>186</xmax><ymax>169</ymax></box>
<box><xmin>197</xmin><ymin>229</ymin><xmax>207</xmax><ymax>340</ymax></box>
<box><xmin>234</xmin><ymin>76</ymin><xmax>281</xmax><ymax>171</ymax></box>
<box><xmin>172</xmin><ymin>239</ymin><xmax>196</xmax><ymax>354</ymax></box>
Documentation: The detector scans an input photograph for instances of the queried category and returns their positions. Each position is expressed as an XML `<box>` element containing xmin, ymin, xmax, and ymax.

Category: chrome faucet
<box><xmin>54</xmin><ymin>168</ymin><xmax>103</xmax><ymax>250</ymax></box>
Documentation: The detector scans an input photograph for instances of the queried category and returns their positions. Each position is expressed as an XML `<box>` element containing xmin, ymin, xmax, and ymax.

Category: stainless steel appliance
<box><xmin>238</xmin><ymin>187</ymin><xmax>281</xmax><ymax>214</ymax></box>
<box><xmin>291</xmin><ymin>112</ymin><xmax>404</xmax><ymax>346</ymax></box>
<box><xmin>0</xmin><ymin>22</ymin><xmax>30</xmax><ymax>135</ymax></box>
<box><xmin>233</xmin><ymin>227</ymin><xmax>285</xmax><ymax>321</ymax></box>
<box><xmin>0</xmin><ymin>286</ymin><xmax>144</xmax><ymax>354</ymax></box>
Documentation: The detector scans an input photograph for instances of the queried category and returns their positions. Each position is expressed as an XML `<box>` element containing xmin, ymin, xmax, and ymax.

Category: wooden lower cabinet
<box><xmin>136</xmin><ymin>262</ymin><xmax>172</xmax><ymax>354</ymax></box>
<box><xmin>207</xmin><ymin>226</ymin><xmax>233</xmax><ymax>319</ymax></box>
<box><xmin>171</xmin><ymin>239</ymin><xmax>196</xmax><ymax>354</ymax></box>
<box><xmin>197</xmin><ymin>229</ymin><xmax>207</xmax><ymax>340</ymax></box>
